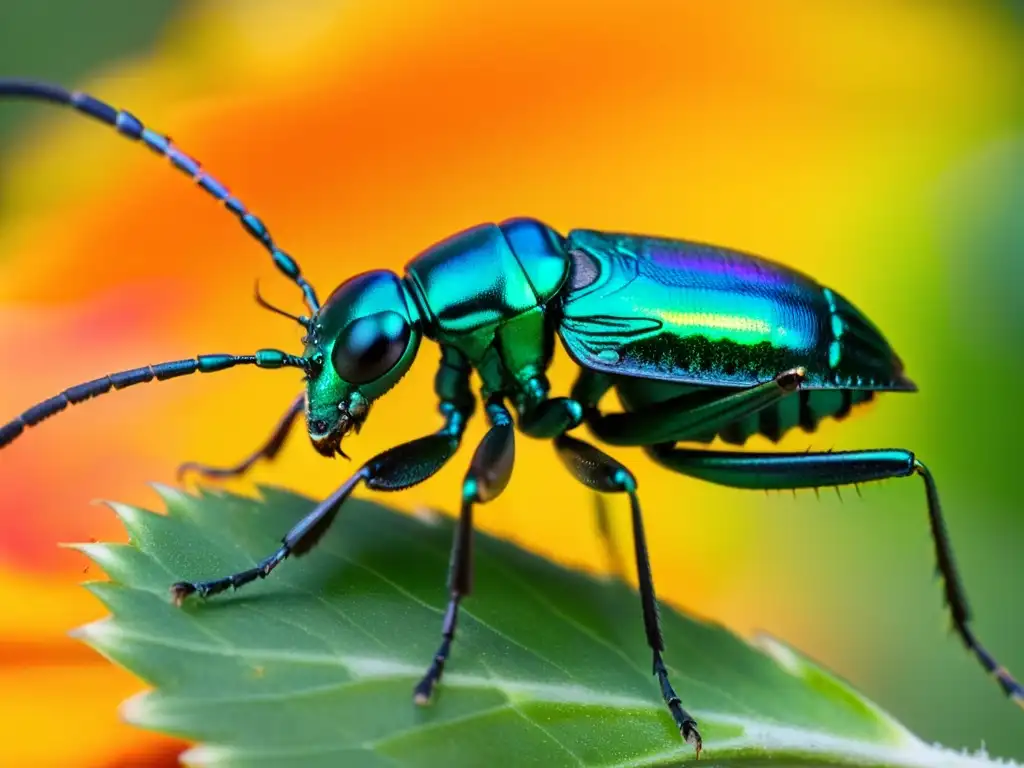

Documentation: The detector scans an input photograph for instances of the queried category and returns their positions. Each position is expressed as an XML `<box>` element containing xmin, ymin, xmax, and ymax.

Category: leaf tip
<box><xmin>150</xmin><ymin>481</ymin><xmax>196</xmax><ymax>507</ymax></box>
<box><xmin>751</xmin><ymin>632</ymin><xmax>803</xmax><ymax>675</ymax></box>
<box><xmin>70</xmin><ymin>617</ymin><xmax>125</xmax><ymax>654</ymax></box>
<box><xmin>179</xmin><ymin>743</ymin><xmax>233</xmax><ymax>767</ymax></box>
<box><xmin>120</xmin><ymin>690</ymin><xmax>193</xmax><ymax>739</ymax></box>
<box><xmin>119</xmin><ymin>690</ymin><xmax>156</xmax><ymax>727</ymax></box>
<box><xmin>101</xmin><ymin>499</ymin><xmax>147</xmax><ymax>528</ymax></box>
<box><xmin>63</xmin><ymin>541</ymin><xmax>118</xmax><ymax>568</ymax></box>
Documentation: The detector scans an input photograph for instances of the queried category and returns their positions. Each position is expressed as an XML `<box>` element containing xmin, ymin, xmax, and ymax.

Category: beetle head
<box><xmin>303</xmin><ymin>270</ymin><xmax>421</xmax><ymax>457</ymax></box>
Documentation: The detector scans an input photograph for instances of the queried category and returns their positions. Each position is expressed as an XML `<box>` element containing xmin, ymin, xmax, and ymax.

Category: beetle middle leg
<box><xmin>553</xmin><ymin>432</ymin><xmax>703</xmax><ymax>756</ymax></box>
<box><xmin>176</xmin><ymin>393</ymin><xmax>305</xmax><ymax>481</ymax></box>
<box><xmin>414</xmin><ymin>397</ymin><xmax>516</xmax><ymax>704</ymax></box>
<box><xmin>646</xmin><ymin>444</ymin><xmax>1024</xmax><ymax>708</ymax></box>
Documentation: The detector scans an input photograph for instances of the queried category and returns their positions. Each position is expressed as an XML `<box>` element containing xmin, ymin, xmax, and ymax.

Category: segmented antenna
<box><xmin>0</xmin><ymin>349</ymin><xmax>307</xmax><ymax>450</ymax></box>
<box><xmin>0</xmin><ymin>79</ymin><xmax>320</xmax><ymax>314</ymax></box>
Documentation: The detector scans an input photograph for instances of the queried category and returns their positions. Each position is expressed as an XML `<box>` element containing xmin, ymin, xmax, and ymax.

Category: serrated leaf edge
<box><xmin>68</xmin><ymin>492</ymin><xmax>1024</xmax><ymax>768</ymax></box>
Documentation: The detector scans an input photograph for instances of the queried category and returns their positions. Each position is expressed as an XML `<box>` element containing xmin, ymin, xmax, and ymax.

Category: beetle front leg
<box><xmin>171</xmin><ymin>431</ymin><xmax>463</xmax><ymax>603</ymax></box>
<box><xmin>172</xmin><ymin>346</ymin><xmax>475</xmax><ymax>603</ymax></box>
<box><xmin>647</xmin><ymin>444</ymin><xmax>1024</xmax><ymax>709</ymax></box>
<box><xmin>554</xmin><ymin>433</ymin><xmax>703</xmax><ymax>756</ymax></box>
<box><xmin>415</xmin><ymin>397</ymin><xmax>515</xmax><ymax>704</ymax></box>
<box><xmin>177</xmin><ymin>393</ymin><xmax>305</xmax><ymax>482</ymax></box>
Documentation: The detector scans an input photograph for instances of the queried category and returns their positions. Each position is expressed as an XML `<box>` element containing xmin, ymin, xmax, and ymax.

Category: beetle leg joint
<box><xmin>778</xmin><ymin>367</ymin><xmax>807</xmax><ymax>392</ymax></box>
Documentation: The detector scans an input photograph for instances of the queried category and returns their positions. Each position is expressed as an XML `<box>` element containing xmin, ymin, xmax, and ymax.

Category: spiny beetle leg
<box><xmin>587</xmin><ymin>368</ymin><xmax>805</xmax><ymax>447</ymax></box>
<box><xmin>415</xmin><ymin>399</ymin><xmax>515</xmax><ymax>704</ymax></box>
<box><xmin>171</xmin><ymin>543</ymin><xmax>292</xmax><ymax>604</ymax></box>
<box><xmin>171</xmin><ymin>466</ymin><xmax>365</xmax><ymax>603</ymax></box>
<box><xmin>177</xmin><ymin>393</ymin><xmax>305</xmax><ymax>482</ymax></box>
<box><xmin>554</xmin><ymin>433</ymin><xmax>702</xmax><ymax>757</ymax></box>
<box><xmin>647</xmin><ymin>444</ymin><xmax>1024</xmax><ymax>708</ymax></box>
<box><xmin>171</xmin><ymin>432</ymin><xmax>462</xmax><ymax>605</ymax></box>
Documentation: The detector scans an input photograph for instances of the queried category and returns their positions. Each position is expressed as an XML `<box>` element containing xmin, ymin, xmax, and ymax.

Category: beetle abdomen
<box><xmin>558</xmin><ymin>229</ymin><xmax>914</xmax><ymax>392</ymax></box>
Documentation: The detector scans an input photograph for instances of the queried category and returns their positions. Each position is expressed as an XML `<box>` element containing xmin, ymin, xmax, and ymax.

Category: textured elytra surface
<box><xmin>72</xmin><ymin>487</ymin><xmax>1016</xmax><ymax>767</ymax></box>
<box><xmin>558</xmin><ymin>230</ymin><xmax>910</xmax><ymax>393</ymax></box>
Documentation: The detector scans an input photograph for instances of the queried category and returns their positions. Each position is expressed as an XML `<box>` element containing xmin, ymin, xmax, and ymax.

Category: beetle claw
<box><xmin>169</xmin><ymin>581</ymin><xmax>196</xmax><ymax>606</ymax></box>
<box><xmin>682</xmin><ymin>720</ymin><xmax>703</xmax><ymax>758</ymax></box>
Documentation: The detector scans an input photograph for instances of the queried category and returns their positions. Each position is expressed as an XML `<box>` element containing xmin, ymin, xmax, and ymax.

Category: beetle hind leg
<box><xmin>646</xmin><ymin>444</ymin><xmax>1024</xmax><ymax>709</ymax></box>
<box><xmin>575</xmin><ymin>368</ymin><xmax>806</xmax><ymax>447</ymax></box>
<box><xmin>554</xmin><ymin>433</ymin><xmax>702</xmax><ymax>756</ymax></box>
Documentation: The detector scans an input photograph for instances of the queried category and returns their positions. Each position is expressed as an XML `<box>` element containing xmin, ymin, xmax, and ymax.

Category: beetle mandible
<box><xmin>1</xmin><ymin>79</ymin><xmax>1020</xmax><ymax>758</ymax></box>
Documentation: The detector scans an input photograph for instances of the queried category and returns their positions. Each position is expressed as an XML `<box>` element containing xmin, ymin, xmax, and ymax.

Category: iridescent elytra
<box><xmin>1</xmin><ymin>78</ymin><xmax>1019</xmax><ymax>758</ymax></box>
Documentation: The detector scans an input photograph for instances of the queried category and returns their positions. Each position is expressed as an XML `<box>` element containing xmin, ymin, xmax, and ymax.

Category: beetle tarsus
<box><xmin>169</xmin><ymin>581</ymin><xmax>196</xmax><ymax>606</ymax></box>
<box><xmin>413</xmin><ymin>637</ymin><xmax>452</xmax><ymax>705</ymax></box>
<box><xmin>171</xmin><ymin>545</ymin><xmax>292</xmax><ymax>604</ymax></box>
<box><xmin>414</xmin><ymin>605</ymin><xmax>458</xmax><ymax>705</ymax></box>
<box><xmin>655</xmin><ymin>652</ymin><xmax>702</xmax><ymax>756</ymax></box>
<box><xmin>682</xmin><ymin>719</ymin><xmax>703</xmax><ymax>758</ymax></box>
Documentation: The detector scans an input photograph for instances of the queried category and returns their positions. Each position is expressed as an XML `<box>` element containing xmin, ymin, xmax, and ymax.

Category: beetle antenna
<box><xmin>254</xmin><ymin>280</ymin><xmax>309</xmax><ymax>328</ymax></box>
<box><xmin>0</xmin><ymin>349</ymin><xmax>308</xmax><ymax>450</ymax></box>
<box><xmin>0</xmin><ymin>78</ymin><xmax>321</xmax><ymax>314</ymax></box>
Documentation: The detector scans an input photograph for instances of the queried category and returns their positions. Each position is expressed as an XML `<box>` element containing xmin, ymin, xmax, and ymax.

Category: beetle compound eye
<box><xmin>331</xmin><ymin>311</ymin><xmax>410</xmax><ymax>384</ymax></box>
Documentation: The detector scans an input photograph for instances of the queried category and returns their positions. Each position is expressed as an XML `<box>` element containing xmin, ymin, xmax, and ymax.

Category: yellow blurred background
<box><xmin>1</xmin><ymin>1</ymin><xmax>1021</xmax><ymax>765</ymax></box>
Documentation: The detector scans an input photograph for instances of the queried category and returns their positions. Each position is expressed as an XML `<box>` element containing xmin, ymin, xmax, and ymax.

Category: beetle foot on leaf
<box><xmin>412</xmin><ymin>663</ymin><xmax>438</xmax><ymax>705</ymax></box>
<box><xmin>169</xmin><ymin>581</ymin><xmax>197</xmax><ymax>606</ymax></box>
<box><xmin>681</xmin><ymin>720</ymin><xmax>703</xmax><ymax>758</ymax></box>
<box><xmin>413</xmin><ymin>640</ymin><xmax>451</xmax><ymax>705</ymax></box>
<box><xmin>412</xmin><ymin>680</ymin><xmax>435</xmax><ymax>706</ymax></box>
<box><xmin>777</xmin><ymin>367</ymin><xmax>806</xmax><ymax>392</ymax></box>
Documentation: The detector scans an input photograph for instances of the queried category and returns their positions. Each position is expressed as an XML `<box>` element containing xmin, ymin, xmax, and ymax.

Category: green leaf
<box><xmin>73</xmin><ymin>486</ymin><xmax>1014</xmax><ymax>768</ymax></box>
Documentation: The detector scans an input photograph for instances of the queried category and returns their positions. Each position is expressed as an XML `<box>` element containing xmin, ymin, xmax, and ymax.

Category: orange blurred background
<box><xmin>1</xmin><ymin>1</ymin><xmax>1022</xmax><ymax>765</ymax></box>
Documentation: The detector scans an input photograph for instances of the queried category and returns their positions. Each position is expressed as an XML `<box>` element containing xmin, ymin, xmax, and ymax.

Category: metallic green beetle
<box><xmin>1</xmin><ymin>80</ymin><xmax>1020</xmax><ymax>757</ymax></box>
